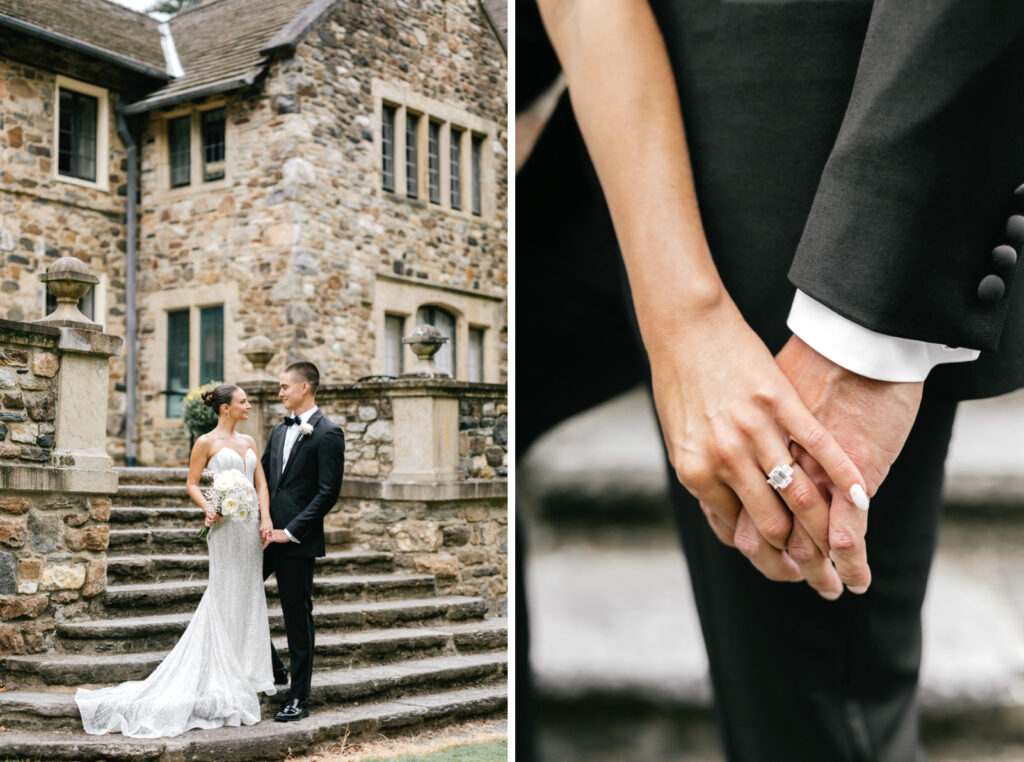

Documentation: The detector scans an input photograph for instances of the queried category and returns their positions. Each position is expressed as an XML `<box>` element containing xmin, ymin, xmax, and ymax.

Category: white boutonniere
<box><xmin>299</xmin><ymin>422</ymin><xmax>314</xmax><ymax>437</ymax></box>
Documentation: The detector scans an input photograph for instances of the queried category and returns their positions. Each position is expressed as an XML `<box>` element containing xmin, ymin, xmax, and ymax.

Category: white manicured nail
<box><xmin>849</xmin><ymin>484</ymin><xmax>870</xmax><ymax>511</ymax></box>
<box><xmin>847</xmin><ymin>585</ymin><xmax>869</xmax><ymax>595</ymax></box>
<box><xmin>819</xmin><ymin>589</ymin><xmax>841</xmax><ymax>601</ymax></box>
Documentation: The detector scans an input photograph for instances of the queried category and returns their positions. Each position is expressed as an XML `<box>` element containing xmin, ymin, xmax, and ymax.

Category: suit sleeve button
<box><xmin>992</xmin><ymin>245</ymin><xmax>1018</xmax><ymax>275</ymax></box>
<box><xmin>1006</xmin><ymin>215</ymin><xmax>1024</xmax><ymax>247</ymax></box>
<box><xmin>977</xmin><ymin>274</ymin><xmax>1006</xmax><ymax>303</ymax></box>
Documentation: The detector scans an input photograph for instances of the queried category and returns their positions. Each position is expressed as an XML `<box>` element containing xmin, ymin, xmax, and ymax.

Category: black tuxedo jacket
<box><xmin>261</xmin><ymin>409</ymin><xmax>345</xmax><ymax>559</ymax></box>
<box><xmin>520</xmin><ymin>0</ymin><xmax>1024</xmax><ymax>401</ymax></box>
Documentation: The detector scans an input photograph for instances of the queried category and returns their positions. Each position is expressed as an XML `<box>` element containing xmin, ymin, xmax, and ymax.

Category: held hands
<box><xmin>649</xmin><ymin>295</ymin><xmax>869</xmax><ymax>595</ymax></box>
<box><xmin>261</xmin><ymin>525</ymin><xmax>291</xmax><ymax>550</ymax></box>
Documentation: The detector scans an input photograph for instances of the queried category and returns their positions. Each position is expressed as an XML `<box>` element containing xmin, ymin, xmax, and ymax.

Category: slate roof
<box><xmin>0</xmin><ymin>0</ymin><xmax>168</xmax><ymax>79</ymax></box>
<box><xmin>124</xmin><ymin>0</ymin><xmax>337</xmax><ymax>113</ymax></box>
<box><xmin>480</xmin><ymin>0</ymin><xmax>506</xmax><ymax>52</ymax></box>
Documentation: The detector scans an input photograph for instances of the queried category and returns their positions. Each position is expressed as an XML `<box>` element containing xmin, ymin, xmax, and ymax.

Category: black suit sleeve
<box><xmin>261</xmin><ymin>427</ymin><xmax>274</xmax><ymax>474</ymax></box>
<box><xmin>284</xmin><ymin>426</ymin><xmax>345</xmax><ymax>542</ymax></box>
<box><xmin>789</xmin><ymin>1</ymin><xmax>1024</xmax><ymax>352</ymax></box>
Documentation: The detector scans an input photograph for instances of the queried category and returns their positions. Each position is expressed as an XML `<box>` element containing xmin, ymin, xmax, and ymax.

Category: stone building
<box><xmin>0</xmin><ymin>0</ymin><xmax>508</xmax><ymax>466</ymax></box>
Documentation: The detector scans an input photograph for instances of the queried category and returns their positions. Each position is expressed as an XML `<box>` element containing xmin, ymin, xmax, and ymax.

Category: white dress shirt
<box><xmin>788</xmin><ymin>291</ymin><xmax>980</xmax><ymax>382</ymax></box>
<box><xmin>280</xmin><ymin>405</ymin><xmax>318</xmax><ymax>543</ymax></box>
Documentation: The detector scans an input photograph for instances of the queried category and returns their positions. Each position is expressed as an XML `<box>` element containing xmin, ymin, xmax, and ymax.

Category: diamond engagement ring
<box><xmin>766</xmin><ymin>460</ymin><xmax>795</xmax><ymax>490</ymax></box>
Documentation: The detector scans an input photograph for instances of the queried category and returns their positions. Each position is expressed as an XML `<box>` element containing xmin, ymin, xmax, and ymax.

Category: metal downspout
<box><xmin>116</xmin><ymin>106</ymin><xmax>138</xmax><ymax>467</ymax></box>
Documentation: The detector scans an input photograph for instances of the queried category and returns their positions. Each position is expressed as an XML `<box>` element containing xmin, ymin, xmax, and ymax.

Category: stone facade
<box><xmin>1</xmin><ymin>0</ymin><xmax>507</xmax><ymax>468</ymax></box>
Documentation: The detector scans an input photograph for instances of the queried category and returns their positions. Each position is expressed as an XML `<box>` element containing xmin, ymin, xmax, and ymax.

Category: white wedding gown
<box><xmin>76</xmin><ymin>448</ymin><xmax>276</xmax><ymax>738</ymax></box>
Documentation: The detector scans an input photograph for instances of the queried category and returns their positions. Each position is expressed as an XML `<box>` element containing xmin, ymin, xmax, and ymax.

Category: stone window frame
<box><xmin>373</xmin><ymin>273</ymin><xmax>505</xmax><ymax>383</ymax></box>
<box><xmin>144</xmin><ymin>282</ymin><xmax>241</xmax><ymax>428</ymax></box>
<box><xmin>151</xmin><ymin>99</ymin><xmax>233</xmax><ymax>197</ymax></box>
<box><xmin>372</xmin><ymin>80</ymin><xmax>498</xmax><ymax>221</ymax></box>
<box><xmin>52</xmin><ymin>75</ymin><xmax>110</xmax><ymax>193</ymax></box>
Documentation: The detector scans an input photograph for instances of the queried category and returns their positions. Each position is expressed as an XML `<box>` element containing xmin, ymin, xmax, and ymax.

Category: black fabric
<box><xmin>261</xmin><ymin>409</ymin><xmax>346</xmax><ymax>559</ymax></box>
<box><xmin>263</xmin><ymin>553</ymin><xmax>316</xmax><ymax>701</ymax></box>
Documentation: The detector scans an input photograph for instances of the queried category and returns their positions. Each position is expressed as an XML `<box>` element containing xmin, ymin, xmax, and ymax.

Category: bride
<box><xmin>76</xmin><ymin>384</ymin><xmax>278</xmax><ymax>737</ymax></box>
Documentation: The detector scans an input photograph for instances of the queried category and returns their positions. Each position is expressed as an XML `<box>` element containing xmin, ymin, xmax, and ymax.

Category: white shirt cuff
<box><xmin>284</xmin><ymin>528</ymin><xmax>299</xmax><ymax>543</ymax></box>
<box><xmin>787</xmin><ymin>290</ymin><xmax>980</xmax><ymax>382</ymax></box>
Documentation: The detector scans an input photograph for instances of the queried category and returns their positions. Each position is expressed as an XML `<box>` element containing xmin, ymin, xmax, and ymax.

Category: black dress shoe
<box><xmin>274</xmin><ymin>697</ymin><xmax>309</xmax><ymax>722</ymax></box>
<box><xmin>273</xmin><ymin>666</ymin><xmax>289</xmax><ymax>686</ymax></box>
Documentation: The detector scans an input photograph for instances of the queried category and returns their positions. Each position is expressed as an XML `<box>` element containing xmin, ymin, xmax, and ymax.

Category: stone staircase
<box><xmin>0</xmin><ymin>468</ymin><xmax>507</xmax><ymax>760</ymax></box>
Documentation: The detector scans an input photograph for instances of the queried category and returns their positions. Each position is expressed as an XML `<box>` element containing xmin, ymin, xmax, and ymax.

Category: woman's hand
<box><xmin>260</xmin><ymin>517</ymin><xmax>274</xmax><ymax>549</ymax></box>
<box><xmin>649</xmin><ymin>294</ymin><xmax>867</xmax><ymax>597</ymax></box>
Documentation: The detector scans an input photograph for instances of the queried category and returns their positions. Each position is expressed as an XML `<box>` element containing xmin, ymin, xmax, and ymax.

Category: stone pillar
<box><xmin>0</xmin><ymin>262</ymin><xmax>121</xmax><ymax>656</ymax></box>
<box><xmin>237</xmin><ymin>335</ymin><xmax>278</xmax><ymax>456</ymax></box>
<box><xmin>387</xmin><ymin>381</ymin><xmax>462</xmax><ymax>483</ymax></box>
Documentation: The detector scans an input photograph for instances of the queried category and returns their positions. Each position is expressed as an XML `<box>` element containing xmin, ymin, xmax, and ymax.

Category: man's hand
<box><xmin>263</xmin><ymin>529</ymin><xmax>292</xmax><ymax>549</ymax></box>
<box><xmin>776</xmin><ymin>335</ymin><xmax>924</xmax><ymax>594</ymax></box>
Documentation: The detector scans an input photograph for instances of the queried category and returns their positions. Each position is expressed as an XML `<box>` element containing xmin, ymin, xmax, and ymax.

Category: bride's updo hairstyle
<box><xmin>201</xmin><ymin>384</ymin><xmax>241</xmax><ymax>415</ymax></box>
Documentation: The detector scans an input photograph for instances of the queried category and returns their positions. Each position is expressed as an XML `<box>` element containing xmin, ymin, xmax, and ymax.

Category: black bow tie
<box><xmin>283</xmin><ymin>416</ymin><xmax>301</xmax><ymax>426</ymax></box>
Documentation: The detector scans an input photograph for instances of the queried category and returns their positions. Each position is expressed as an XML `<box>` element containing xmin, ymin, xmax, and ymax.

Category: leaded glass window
<box><xmin>382</xmin><ymin>104</ymin><xmax>396</xmax><ymax>192</ymax></box>
<box><xmin>58</xmin><ymin>89</ymin><xmax>98</xmax><ymax>182</ymax></box>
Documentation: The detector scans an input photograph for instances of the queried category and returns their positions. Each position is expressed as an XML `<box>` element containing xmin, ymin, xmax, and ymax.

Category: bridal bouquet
<box><xmin>196</xmin><ymin>469</ymin><xmax>256</xmax><ymax>540</ymax></box>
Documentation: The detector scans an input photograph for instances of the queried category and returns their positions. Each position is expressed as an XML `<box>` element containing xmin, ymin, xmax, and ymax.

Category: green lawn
<box><xmin>362</xmin><ymin>739</ymin><xmax>507</xmax><ymax>762</ymax></box>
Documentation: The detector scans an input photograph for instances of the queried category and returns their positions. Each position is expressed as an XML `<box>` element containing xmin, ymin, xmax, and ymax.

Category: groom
<box><xmin>261</xmin><ymin>361</ymin><xmax>345</xmax><ymax>722</ymax></box>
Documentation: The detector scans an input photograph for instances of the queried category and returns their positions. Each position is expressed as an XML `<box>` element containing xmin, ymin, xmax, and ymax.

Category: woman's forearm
<box><xmin>537</xmin><ymin>0</ymin><xmax>724</xmax><ymax>346</ymax></box>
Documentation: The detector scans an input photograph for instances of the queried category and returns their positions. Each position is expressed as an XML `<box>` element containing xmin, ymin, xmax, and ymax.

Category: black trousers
<box><xmin>263</xmin><ymin>549</ymin><xmax>316</xmax><ymax>701</ymax></box>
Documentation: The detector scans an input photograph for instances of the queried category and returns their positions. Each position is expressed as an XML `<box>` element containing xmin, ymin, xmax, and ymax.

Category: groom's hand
<box><xmin>266</xmin><ymin>529</ymin><xmax>292</xmax><ymax>544</ymax></box>
<box><xmin>776</xmin><ymin>335</ymin><xmax>924</xmax><ymax>594</ymax></box>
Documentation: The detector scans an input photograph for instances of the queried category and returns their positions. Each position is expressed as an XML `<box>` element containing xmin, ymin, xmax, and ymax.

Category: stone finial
<box><xmin>401</xmin><ymin>324</ymin><xmax>449</xmax><ymax>378</ymax></box>
<box><xmin>242</xmin><ymin>335</ymin><xmax>276</xmax><ymax>380</ymax></box>
<box><xmin>37</xmin><ymin>257</ymin><xmax>100</xmax><ymax>331</ymax></box>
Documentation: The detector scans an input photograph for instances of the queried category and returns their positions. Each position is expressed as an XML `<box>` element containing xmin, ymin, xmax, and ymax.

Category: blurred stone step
<box><xmin>109</xmin><ymin>506</ymin><xmax>205</xmax><ymax>527</ymax></box>
<box><xmin>107</xmin><ymin>550</ymin><xmax>395</xmax><ymax>584</ymax></box>
<box><xmin>108</xmin><ymin>527</ymin><xmax>352</xmax><ymax>554</ymax></box>
<box><xmin>0</xmin><ymin>652</ymin><xmax>507</xmax><ymax>733</ymax></box>
<box><xmin>115</xmin><ymin>467</ymin><xmax>192</xmax><ymax>486</ymax></box>
<box><xmin>0</xmin><ymin>684</ymin><xmax>507</xmax><ymax>752</ymax></box>
<box><xmin>113</xmin><ymin>484</ymin><xmax>195</xmax><ymax>508</ymax></box>
<box><xmin>3</xmin><ymin>619</ymin><xmax>507</xmax><ymax>688</ymax></box>
<box><xmin>101</xmin><ymin>574</ymin><xmax>437</xmax><ymax>614</ymax></box>
<box><xmin>56</xmin><ymin>596</ymin><xmax>490</xmax><ymax>653</ymax></box>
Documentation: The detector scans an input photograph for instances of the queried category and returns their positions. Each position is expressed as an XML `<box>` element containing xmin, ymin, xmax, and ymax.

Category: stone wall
<box><xmin>330</xmin><ymin>491</ymin><xmax>507</xmax><ymax>616</ymax></box>
<box><xmin>0</xmin><ymin>318</ymin><xmax>119</xmax><ymax>656</ymax></box>
<box><xmin>460</xmin><ymin>394</ymin><xmax>507</xmax><ymax>479</ymax></box>
<box><xmin>0</xmin><ymin>321</ymin><xmax>60</xmax><ymax>464</ymax></box>
<box><xmin>0</xmin><ymin>490</ymin><xmax>110</xmax><ymax>655</ymax></box>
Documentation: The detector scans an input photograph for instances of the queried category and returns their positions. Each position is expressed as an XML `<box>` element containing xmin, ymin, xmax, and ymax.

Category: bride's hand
<box><xmin>647</xmin><ymin>293</ymin><xmax>867</xmax><ymax>599</ymax></box>
<box><xmin>260</xmin><ymin>518</ymin><xmax>273</xmax><ymax>541</ymax></box>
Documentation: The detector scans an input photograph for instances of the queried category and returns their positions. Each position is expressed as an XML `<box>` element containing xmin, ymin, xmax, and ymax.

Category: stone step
<box><xmin>0</xmin><ymin>652</ymin><xmax>507</xmax><ymax>734</ymax></box>
<box><xmin>0</xmin><ymin>684</ymin><xmax>506</xmax><ymax>756</ymax></box>
<box><xmin>101</xmin><ymin>574</ymin><xmax>437</xmax><ymax>614</ymax></box>
<box><xmin>3</xmin><ymin>619</ymin><xmax>508</xmax><ymax>687</ymax></box>
<box><xmin>115</xmin><ymin>467</ymin><xmax>192</xmax><ymax>486</ymax></box>
<box><xmin>109</xmin><ymin>506</ymin><xmax>205</xmax><ymax>527</ymax></box>
<box><xmin>56</xmin><ymin>596</ymin><xmax>490</xmax><ymax>653</ymax></box>
<box><xmin>107</xmin><ymin>550</ymin><xmax>395</xmax><ymax>584</ymax></box>
<box><xmin>108</xmin><ymin>527</ymin><xmax>353</xmax><ymax>554</ymax></box>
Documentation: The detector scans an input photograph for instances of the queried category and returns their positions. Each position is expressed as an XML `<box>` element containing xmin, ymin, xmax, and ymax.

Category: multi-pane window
<box><xmin>417</xmin><ymin>306</ymin><xmax>456</xmax><ymax>377</ymax></box>
<box><xmin>201</xmin><ymin>108</ymin><xmax>226</xmax><ymax>182</ymax></box>
<box><xmin>384</xmin><ymin>314</ymin><xmax>405</xmax><ymax>377</ymax></box>
<box><xmin>168</xmin><ymin>116</ymin><xmax>191</xmax><ymax>188</ymax></box>
<box><xmin>382</xmin><ymin>104</ymin><xmax>396</xmax><ymax>192</ymax></box>
<box><xmin>468</xmin><ymin>327</ymin><xmax>484</xmax><ymax>382</ymax></box>
<box><xmin>166</xmin><ymin>309</ymin><xmax>190</xmax><ymax>418</ymax></box>
<box><xmin>199</xmin><ymin>305</ymin><xmax>224</xmax><ymax>385</ymax></box>
<box><xmin>58</xmin><ymin>89</ymin><xmax>98</xmax><ymax>182</ymax></box>
<box><xmin>428</xmin><ymin>121</ymin><xmax>441</xmax><ymax>205</ymax></box>
<box><xmin>471</xmin><ymin>135</ymin><xmax>483</xmax><ymax>216</ymax></box>
<box><xmin>405</xmin><ymin>113</ymin><xmax>419</xmax><ymax>199</ymax></box>
<box><xmin>449</xmin><ymin>127</ymin><xmax>463</xmax><ymax>210</ymax></box>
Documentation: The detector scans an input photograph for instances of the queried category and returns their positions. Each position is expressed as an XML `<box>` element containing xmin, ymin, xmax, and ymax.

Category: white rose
<box><xmin>222</xmin><ymin>497</ymin><xmax>239</xmax><ymax>515</ymax></box>
<box><xmin>213</xmin><ymin>472</ymin><xmax>232</xmax><ymax>491</ymax></box>
<box><xmin>299</xmin><ymin>422</ymin><xmax>314</xmax><ymax>437</ymax></box>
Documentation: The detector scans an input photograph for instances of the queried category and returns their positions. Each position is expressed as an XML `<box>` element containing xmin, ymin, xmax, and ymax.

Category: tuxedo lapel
<box><xmin>279</xmin><ymin>409</ymin><xmax>324</xmax><ymax>486</ymax></box>
<box><xmin>270</xmin><ymin>424</ymin><xmax>286</xmax><ymax>492</ymax></box>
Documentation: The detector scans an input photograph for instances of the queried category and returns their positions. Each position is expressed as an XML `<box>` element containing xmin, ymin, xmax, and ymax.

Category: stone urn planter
<box><xmin>37</xmin><ymin>257</ymin><xmax>100</xmax><ymax>330</ymax></box>
<box><xmin>402</xmin><ymin>324</ymin><xmax>449</xmax><ymax>378</ymax></box>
